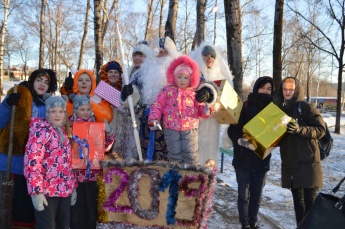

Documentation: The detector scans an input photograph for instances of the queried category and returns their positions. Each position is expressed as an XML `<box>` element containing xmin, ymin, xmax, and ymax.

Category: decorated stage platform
<box><xmin>96</xmin><ymin>159</ymin><xmax>217</xmax><ymax>229</ymax></box>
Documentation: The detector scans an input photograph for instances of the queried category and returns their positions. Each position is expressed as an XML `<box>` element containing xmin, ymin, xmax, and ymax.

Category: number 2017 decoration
<box><xmin>97</xmin><ymin>160</ymin><xmax>217</xmax><ymax>229</ymax></box>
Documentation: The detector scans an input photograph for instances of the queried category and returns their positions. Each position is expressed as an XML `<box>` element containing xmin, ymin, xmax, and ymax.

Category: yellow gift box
<box><xmin>214</xmin><ymin>80</ymin><xmax>243</xmax><ymax>124</ymax></box>
<box><xmin>243</xmin><ymin>102</ymin><xmax>291</xmax><ymax>159</ymax></box>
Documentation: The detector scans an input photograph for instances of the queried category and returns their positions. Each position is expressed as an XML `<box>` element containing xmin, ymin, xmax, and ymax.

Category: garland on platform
<box><xmin>97</xmin><ymin>159</ymin><xmax>218</xmax><ymax>228</ymax></box>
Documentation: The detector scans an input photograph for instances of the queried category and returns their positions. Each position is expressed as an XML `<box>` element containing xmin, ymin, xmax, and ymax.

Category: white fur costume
<box><xmin>190</xmin><ymin>42</ymin><xmax>234</xmax><ymax>165</ymax></box>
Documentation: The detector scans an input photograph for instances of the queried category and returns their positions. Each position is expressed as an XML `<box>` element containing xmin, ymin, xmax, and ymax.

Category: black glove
<box><xmin>195</xmin><ymin>87</ymin><xmax>211</xmax><ymax>103</ymax></box>
<box><xmin>286</xmin><ymin>121</ymin><xmax>301</xmax><ymax>134</ymax></box>
<box><xmin>64</xmin><ymin>72</ymin><xmax>74</xmax><ymax>91</ymax></box>
<box><xmin>6</xmin><ymin>93</ymin><xmax>21</xmax><ymax>106</ymax></box>
<box><xmin>121</xmin><ymin>84</ymin><xmax>133</xmax><ymax>101</ymax></box>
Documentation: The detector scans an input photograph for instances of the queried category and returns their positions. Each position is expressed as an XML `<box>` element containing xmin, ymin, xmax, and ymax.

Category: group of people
<box><xmin>227</xmin><ymin>76</ymin><xmax>326</xmax><ymax>228</ymax></box>
<box><xmin>0</xmin><ymin>37</ymin><xmax>233</xmax><ymax>229</ymax></box>
<box><xmin>0</xmin><ymin>35</ymin><xmax>326</xmax><ymax>229</ymax></box>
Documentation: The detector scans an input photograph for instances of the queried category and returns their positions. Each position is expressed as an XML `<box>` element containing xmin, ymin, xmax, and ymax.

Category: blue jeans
<box><xmin>291</xmin><ymin>187</ymin><xmax>318</xmax><ymax>225</ymax></box>
<box><xmin>235</xmin><ymin>166</ymin><xmax>267</xmax><ymax>226</ymax></box>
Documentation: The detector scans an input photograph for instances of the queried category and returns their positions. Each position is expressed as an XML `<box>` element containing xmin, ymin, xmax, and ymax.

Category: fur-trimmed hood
<box><xmin>166</xmin><ymin>55</ymin><xmax>200</xmax><ymax>89</ymax></box>
<box><xmin>100</xmin><ymin>61</ymin><xmax>123</xmax><ymax>91</ymax></box>
<box><xmin>72</xmin><ymin>69</ymin><xmax>97</xmax><ymax>96</ymax></box>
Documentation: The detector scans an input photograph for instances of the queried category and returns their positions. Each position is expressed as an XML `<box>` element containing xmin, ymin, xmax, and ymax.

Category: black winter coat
<box><xmin>274</xmin><ymin>78</ymin><xmax>325</xmax><ymax>189</ymax></box>
<box><xmin>227</xmin><ymin>78</ymin><xmax>273</xmax><ymax>172</ymax></box>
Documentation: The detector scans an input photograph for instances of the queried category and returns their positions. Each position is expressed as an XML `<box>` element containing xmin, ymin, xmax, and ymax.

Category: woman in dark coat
<box><xmin>227</xmin><ymin>76</ymin><xmax>274</xmax><ymax>229</ymax></box>
<box><xmin>274</xmin><ymin>77</ymin><xmax>325</xmax><ymax>226</ymax></box>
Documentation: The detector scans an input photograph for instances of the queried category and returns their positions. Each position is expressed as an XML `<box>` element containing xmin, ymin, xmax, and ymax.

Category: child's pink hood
<box><xmin>166</xmin><ymin>55</ymin><xmax>200</xmax><ymax>89</ymax></box>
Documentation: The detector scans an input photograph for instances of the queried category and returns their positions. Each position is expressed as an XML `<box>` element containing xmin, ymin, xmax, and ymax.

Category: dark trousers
<box><xmin>34</xmin><ymin>196</ymin><xmax>71</xmax><ymax>229</ymax></box>
<box><xmin>235</xmin><ymin>166</ymin><xmax>267</xmax><ymax>227</ymax></box>
<box><xmin>0</xmin><ymin>171</ymin><xmax>36</xmax><ymax>228</ymax></box>
<box><xmin>291</xmin><ymin>187</ymin><xmax>318</xmax><ymax>225</ymax></box>
<box><xmin>70</xmin><ymin>181</ymin><xmax>98</xmax><ymax>229</ymax></box>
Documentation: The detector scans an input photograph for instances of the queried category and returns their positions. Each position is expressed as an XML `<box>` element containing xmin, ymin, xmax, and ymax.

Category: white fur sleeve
<box><xmin>197</xmin><ymin>82</ymin><xmax>218</xmax><ymax>106</ymax></box>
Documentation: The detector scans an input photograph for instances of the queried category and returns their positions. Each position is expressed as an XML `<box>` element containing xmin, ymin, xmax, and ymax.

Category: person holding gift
<box><xmin>148</xmin><ymin>55</ymin><xmax>214</xmax><ymax>165</ymax></box>
<box><xmin>227</xmin><ymin>76</ymin><xmax>274</xmax><ymax>229</ymax></box>
<box><xmin>190</xmin><ymin>42</ymin><xmax>233</xmax><ymax>165</ymax></box>
<box><xmin>63</xmin><ymin>69</ymin><xmax>113</xmax><ymax>123</ymax></box>
<box><xmin>274</xmin><ymin>77</ymin><xmax>325</xmax><ymax>226</ymax></box>
<box><xmin>0</xmin><ymin>69</ymin><xmax>58</xmax><ymax>228</ymax></box>
<box><xmin>24</xmin><ymin>94</ymin><xmax>77</xmax><ymax>229</ymax></box>
<box><xmin>121</xmin><ymin>37</ymin><xmax>180</xmax><ymax>161</ymax></box>
<box><xmin>68</xmin><ymin>93</ymin><xmax>114</xmax><ymax>229</ymax></box>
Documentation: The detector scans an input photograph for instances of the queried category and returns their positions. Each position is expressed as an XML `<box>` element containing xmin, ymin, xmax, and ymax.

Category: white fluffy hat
<box><xmin>153</xmin><ymin>36</ymin><xmax>179</xmax><ymax>59</ymax></box>
<box><xmin>132</xmin><ymin>40</ymin><xmax>151</xmax><ymax>57</ymax></box>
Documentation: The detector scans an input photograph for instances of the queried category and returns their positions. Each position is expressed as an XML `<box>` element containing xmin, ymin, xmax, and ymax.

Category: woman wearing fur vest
<box><xmin>0</xmin><ymin>69</ymin><xmax>58</xmax><ymax>228</ymax></box>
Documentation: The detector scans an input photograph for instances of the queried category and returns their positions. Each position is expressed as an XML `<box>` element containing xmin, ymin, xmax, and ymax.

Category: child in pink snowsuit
<box><xmin>148</xmin><ymin>55</ymin><xmax>214</xmax><ymax>165</ymax></box>
<box><xmin>68</xmin><ymin>93</ymin><xmax>114</xmax><ymax>229</ymax></box>
<box><xmin>24</xmin><ymin>94</ymin><xmax>77</xmax><ymax>229</ymax></box>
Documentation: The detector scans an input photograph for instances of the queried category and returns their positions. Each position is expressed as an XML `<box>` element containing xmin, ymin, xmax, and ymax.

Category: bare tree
<box><xmin>165</xmin><ymin>0</ymin><xmax>178</xmax><ymax>41</ymax></box>
<box><xmin>288</xmin><ymin>0</ymin><xmax>345</xmax><ymax>134</ymax></box>
<box><xmin>195</xmin><ymin>0</ymin><xmax>207</xmax><ymax>45</ymax></box>
<box><xmin>39</xmin><ymin>0</ymin><xmax>46</xmax><ymax>68</ymax></box>
<box><xmin>145</xmin><ymin>0</ymin><xmax>155</xmax><ymax>40</ymax></box>
<box><xmin>94</xmin><ymin>0</ymin><xmax>103</xmax><ymax>81</ymax></box>
<box><xmin>12</xmin><ymin>34</ymin><xmax>31</xmax><ymax>80</ymax></box>
<box><xmin>0</xmin><ymin>0</ymin><xmax>11</xmax><ymax>96</ymax></box>
<box><xmin>101</xmin><ymin>0</ymin><xmax>117</xmax><ymax>40</ymax></box>
<box><xmin>272</xmin><ymin>0</ymin><xmax>284</xmax><ymax>90</ymax></box>
<box><xmin>224</xmin><ymin>0</ymin><xmax>244</xmax><ymax>99</ymax></box>
<box><xmin>159</xmin><ymin>0</ymin><xmax>166</xmax><ymax>37</ymax></box>
<box><xmin>78</xmin><ymin>0</ymin><xmax>91</xmax><ymax>69</ymax></box>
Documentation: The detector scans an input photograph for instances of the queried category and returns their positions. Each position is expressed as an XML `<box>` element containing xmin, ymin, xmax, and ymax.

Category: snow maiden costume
<box><xmin>190</xmin><ymin>42</ymin><xmax>234</xmax><ymax>165</ymax></box>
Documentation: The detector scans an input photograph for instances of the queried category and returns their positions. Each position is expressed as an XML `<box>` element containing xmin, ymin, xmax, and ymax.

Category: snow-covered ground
<box><xmin>2</xmin><ymin>79</ymin><xmax>345</xmax><ymax>229</ymax></box>
<box><xmin>215</xmin><ymin>114</ymin><xmax>345</xmax><ymax>229</ymax></box>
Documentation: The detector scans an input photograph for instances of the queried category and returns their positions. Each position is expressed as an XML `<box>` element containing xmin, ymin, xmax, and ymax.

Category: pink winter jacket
<box><xmin>149</xmin><ymin>85</ymin><xmax>214</xmax><ymax>131</ymax></box>
<box><xmin>24</xmin><ymin>117</ymin><xmax>77</xmax><ymax>197</ymax></box>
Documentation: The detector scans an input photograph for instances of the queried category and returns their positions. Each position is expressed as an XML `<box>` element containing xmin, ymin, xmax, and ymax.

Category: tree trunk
<box><xmin>145</xmin><ymin>0</ymin><xmax>154</xmax><ymax>40</ymax></box>
<box><xmin>224</xmin><ymin>0</ymin><xmax>243</xmax><ymax>99</ymax></box>
<box><xmin>195</xmin><ymin>0</ymin><xmax>206</xmax><ymax>46</ymax></box>
<box><xmin>39</xmin><ymin>0</ymin><xmax>46</xmax><ymax>68</ymax></box>
<box><xmin>272</xmin><ymin>0</ymin><xmax>284</xmax><ymax>90</ymax></box>
<box><xmin>213</xmin><ymin>0</ymin><xmax>218</xmax><ymax>45</ymax></box>
<box><xmin>78</xmin><ymin>0</ymin><xmax>91</xmax><ymax>69</ymax></box>
<box><xmin>101</xmin><ymin>0</ymin><xmax>117</xmax><ymax>41</ymax></box>
<box><xmin>94</xmin><ymin>0</ymin><xmax>103</xmax><ymax>82</ymax></box>
<box><xmin>159</xmin><ymin>0</ymin><xmax>165</xmax><ymax>38</ymax></box>
<box><xmin>0</xmin><ymin>0</ymin><xmax>11</xmax><ymax>97</ymax></box>
<box><xmin>164</xmin><ymin>0</ymin><xmax>178</xmax><ymax>41</ymax></box>
<box><xmin>335</xmin><ymin>56</ymin><xmax>343</xmax><ymax>134</ymax></box>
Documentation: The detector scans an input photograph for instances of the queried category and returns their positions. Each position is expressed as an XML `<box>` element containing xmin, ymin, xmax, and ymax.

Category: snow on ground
<box><xmin>2</xmin><ymin>79</ymin><xmax>345</xmax><ymax>229</ymax></box>
<box><xmin>216</xmin><ymin>114</ymin><xmax>345</xmax><ymax>229</ymax></box>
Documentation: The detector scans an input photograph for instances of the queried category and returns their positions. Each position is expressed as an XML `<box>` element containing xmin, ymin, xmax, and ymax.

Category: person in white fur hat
<box><xmin>120</xmin><ymin>36</ymin><xmax>181</xmax><ymax>161</ymax></box>
<box><xmin>112</xmin><ymin>41</ymin><xmax>151</xmax><ymax>160</ymax></box>
<box><xmin>190</xmin><ymin>41</ymin><xmax>234</xmax><ymax>166</ymax></box>
<box><xmin>127</xmin><ymin>40</ymin><xmax>152</xmax><ymax>77</ymax></box>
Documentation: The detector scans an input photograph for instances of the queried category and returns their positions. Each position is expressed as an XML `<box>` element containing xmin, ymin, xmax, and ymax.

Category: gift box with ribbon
<box><xmin>71</xmin><ymin>122</ymin><xmax>105</xmax><ymax>171</ymax></box>
<box><xmin>214</xmin><ymin>80</ymin><xmax>243</xmax><ymax>124</ymax></box>
<box><xmin>94</xmin><ymin>80</ymin><xmax>121</xmax><ymax>108</ymax></box>
<box><xmin>243</xmin><ymin>102</ymin><xmax>291</xmax><ymax>159</ymax></box>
